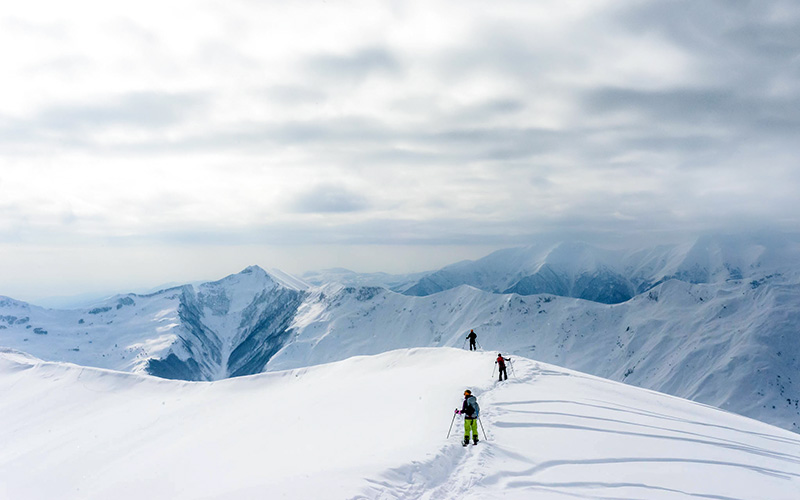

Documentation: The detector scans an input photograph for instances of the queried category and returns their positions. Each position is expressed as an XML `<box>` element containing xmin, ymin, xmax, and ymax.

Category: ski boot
<box><xmin>473</xmin><ymin>437</ymin><xmax>479</xmax><ymax>445</ymax></box>
<box><xmin>462</xmin><ymin>437</ymin><xmax>469</xmax><ymax>447</ymax></box>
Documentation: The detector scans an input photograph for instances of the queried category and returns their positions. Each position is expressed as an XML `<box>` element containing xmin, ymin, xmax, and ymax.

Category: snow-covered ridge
<box><xmin>2</xmin><ymin>348</ymin><xmax>798</xmax><ymax>500</ymax></box>
<box><xmin>0</xmin><ymin>266</ymin><xmax>308</xmax><ymax>381</ymax></box>
<box><xmin>399</xmin><ymin>233</ymin><xmax>800</xmax><ymax>303</ymax></box>
<box><xmin>267</xmin><ymin>267</ymin><xmax>311</xmax><ymax>291</ymax></box>
<box><xmin>266</xmin><ymin>276</ymin><xmax>800</xmax><ymax>433</ymax></box>
<box><xmin>1</xmin><ymin>234</ymin><xmax>799</xmax><ymax>434</ymax></box>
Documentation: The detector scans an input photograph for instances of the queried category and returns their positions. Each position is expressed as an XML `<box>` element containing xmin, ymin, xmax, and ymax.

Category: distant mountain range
<box><xmin>1</xmin><ymin>232</ymin><xmax>799</xmax><ymax>433</ymax></box>
<box><xmin>391</xmin><ymin>233</ymin><xmax>800</xmax><ymax>302</ymax></box>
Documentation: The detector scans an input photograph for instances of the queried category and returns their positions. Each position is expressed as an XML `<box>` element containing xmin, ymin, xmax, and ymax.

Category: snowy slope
<box><xmin>1</xmin><ymin>347</ymin><xmax>798</xmax><ymax>500</ymax></box>
<box><xmin>2</xmin><ymin>233</ymin><xmax>799</xmax><ymax>434</ymax></box>
<box><xmin>267</xmin><ymin>278</ymin><xmax>800</xmax><ymax>434</ymax></box>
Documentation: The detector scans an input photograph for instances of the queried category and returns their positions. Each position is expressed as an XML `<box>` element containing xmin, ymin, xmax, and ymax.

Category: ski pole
<box><xmin>462</xmin><ymin>338</ymin><xmax>467</xmax><ymax>349</ymax></box>
<box><xmin>478</xmin><ymin>417</ymin><xmax>488</xmax><ymax>441</ymax></box>
<box><xmin>446</xmin><ymin>411</ymin><xmax>457</xmax><ymax>439</ymax></box>
<box><xmin>491</xmin><ymin>363</ymin><xmax>496</xmax><ymax>378</ymax></box>
<box><xmin>509</xmin><ymin>359</ymin><xmax>516</xmax><ymax>378</ymax></box>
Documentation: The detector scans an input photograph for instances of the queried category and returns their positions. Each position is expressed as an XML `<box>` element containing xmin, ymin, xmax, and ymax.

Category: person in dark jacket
<box><xmin>455</xmin><ymin>389</ymin><xmax>480</xmax><ymax>445</ymax></box>
<box><xmin>466</xmin><ymin>329</ymin><xmax>477</xmax><ymax>351</ymax></box>
<box><xmin>496</xmin><ymin>353</ymin><xmax>510</xmax><ymax>381</ymax></box>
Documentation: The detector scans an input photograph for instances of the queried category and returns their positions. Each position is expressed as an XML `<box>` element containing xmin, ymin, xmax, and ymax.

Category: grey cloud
<box><xmin>452</xmin><ymin>99</ymin><xmax>527</xmax><ymax>122</ymax></box>
<box><xmin>37</xmin><ymin>91</ymin><xmax>207</xmax><ymax>130</ymax></box>
<box><xmin>0</xmin><ymin>116</ymin><xmax>37</xmax><ymax>147</ymax></box>
<box><xmin>582</xmin><ymin>86</ymin><xmax>800</xmax><ymax>155</ymax></box>
<box><xmin>483</xmin><ymin>99</ymin><xmax>526</xmax><ymax>114</ymax></box>
<box><xmin>435</xmin><ymin>29</ymin><xmax>555</xmax><ymax>82</ymax></box>
<box><xmin>0</xmin><ymin>113</ymin><xmax>393</xmax><ymax>157</ymax></box>
<box><xmin>291</xmin><ymin>184</ymin><xmax>370</xmax><ymax>214</ymax></box>
<box><xmin>339</xmin><ymin>124</ymin><xmax>572</xmax><ymax>167</ymax></box>
<box><xmin>305</xmin><ymin>47</ymin><xmax>401</xmax><ymax>81</ymax></box>
<box><xmin>265</xmin><ymin>85</ymin><xmax>328</xmax><ymax>105</ymax></box>
<box><xmin>585</xmin><ymin>88</ymin><xmax>740</xmax><ymax>121</ymax></box>
<box><xmin>0</xmin><ymin>92</ymin><xmax>209</xmax><ymax>154</ymax></box>
<box><xmin>6</xmin><ymin>207</ymin><xmax>786</xmax><ymax>251</ymax></box>
<box><xmin>617</xmin><ymin>0</ymin><xmax>800</xmax><ymax>93</ymax></box>
<box><xmin>529</xmin><ymin>176</ymin><xmax>554</xmax><ymax>189</ymax></box>
<box><xmin>728</xmin><ymin>21</ymin><xmax>800</xmax><ymax>59</ymax></box>
<box><xmin>620</xmin><ymin>0</ymin><xmax>800</xmax><ymax>57</ymax></box>
<box><xmin>419</xmin><ymin>126</ymin><xmax>569</xmax><ymax>162</ymax></box>
<box><xmin>389</xmin><ymin>95</ymin><xmax>526</xmax><ymax>124</ymax></box>
<box><xmin>106</xmin><ymin>115</ymin><xmax>567</xmax><ymax>165</ymax></box>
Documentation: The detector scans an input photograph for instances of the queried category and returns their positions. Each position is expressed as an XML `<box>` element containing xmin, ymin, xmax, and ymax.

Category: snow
<box><xmin>0</xmin><ymin>267</ymin><xmax>309</xmax><ymax>381</ymax></box>
<box><xmin>1</xmin><ymin>233</ymin><xmax>799</xmax><ymax>433</ymax></box>
<box><xmin>268</xmin><ymin>267</ymin><xmax>311</xmax><ymax>292</ymax></box>
<box><xmin>265</xmin><ymin>278</ymin><xmax>800</xmax><ymax>433</ymax></box>
<box><xmin>1</xmin><ymin>346</ymin><xmax>798</xmax><ymax>500</ymax></box>
<box><xmin>2</xmin><ymin>258</ymin><xmax>799</xmax><ymax>433</ymax></box>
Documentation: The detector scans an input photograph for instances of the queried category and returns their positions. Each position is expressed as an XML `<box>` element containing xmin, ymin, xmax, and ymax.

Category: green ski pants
<box><xmin>464</xmin><ymin>418</ymin><xmax>478</xmax><ymax>439</ymax></box>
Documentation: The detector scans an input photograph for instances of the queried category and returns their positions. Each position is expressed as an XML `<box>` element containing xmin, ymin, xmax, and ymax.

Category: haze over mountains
<box><xmin>1</xmin><ymin>232</ymin><xmax>799</xmax><ymax>434</ymax></box>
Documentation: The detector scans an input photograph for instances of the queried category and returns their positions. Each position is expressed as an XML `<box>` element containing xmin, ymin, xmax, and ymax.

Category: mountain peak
<box><xmin>239</xmin><ymin>265</ymin><xmax>268</xmax><ymax>276</ymax></box>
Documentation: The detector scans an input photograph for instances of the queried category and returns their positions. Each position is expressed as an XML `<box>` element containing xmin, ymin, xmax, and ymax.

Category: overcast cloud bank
<box><xmin>2</xmin><ymin>0</ymin><xmax>799</xmax><ymax>298</ymax></box>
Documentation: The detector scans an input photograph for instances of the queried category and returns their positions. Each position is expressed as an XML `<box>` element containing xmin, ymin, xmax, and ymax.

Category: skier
<box><xmin>455</xmin><ymin>389</ymin><xmax>480</xmax><ymax>446</ymax></box>
<box><xmin>496</xmin><ymin>353</ymin><xmax>510</xmax><ymax>381</ymax></box>
<box><xmin>466</xmin><ymin>329</ymin><xmax>478</xmax><ymax>351</ymax></box>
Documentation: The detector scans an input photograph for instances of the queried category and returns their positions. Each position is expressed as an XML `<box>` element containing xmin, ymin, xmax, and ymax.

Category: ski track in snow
<box><xmin>353</xmin><ymin>356</ymin><xmax>800</xmax><ymax>500</ymax></box>
<box><xmin>2</xmin><ymin>348</ymin><xmax>800</xmax><ymax>499</ymax></box>
<box><xmin>357</xmin><ymin>362</ymin><xmax>563</xmax><ymax>500</ymax></box>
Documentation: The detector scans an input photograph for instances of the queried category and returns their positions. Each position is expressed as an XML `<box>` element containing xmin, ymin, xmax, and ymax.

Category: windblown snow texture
<box><xmin>1</xmin><ymin>348</ymin><xmax>798</xmax><ymax>500</ymax></box>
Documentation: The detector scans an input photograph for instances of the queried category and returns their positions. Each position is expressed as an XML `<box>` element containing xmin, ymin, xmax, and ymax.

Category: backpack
<box><xmin>464</xmin><ymin>396</ymin><xmax>477</xmax><ymax>417</ymax></box>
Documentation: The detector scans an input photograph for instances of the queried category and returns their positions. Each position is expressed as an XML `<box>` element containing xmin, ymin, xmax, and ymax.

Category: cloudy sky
<box><xmin>2</xmin><ymin>0</ymin><xmax>799</xmax><ymax>302</ymax></box>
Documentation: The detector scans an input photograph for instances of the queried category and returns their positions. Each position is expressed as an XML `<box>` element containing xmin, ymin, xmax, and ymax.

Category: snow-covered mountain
<box><xmin>2</xmin><ymin>347</ymin><xmax>798</xmax><ymax>500</ymax></box>
<box><xmin>1</xmin><ymin>233</ymin><xmax>799</xmax><ymax>434</ymax></box>
<box><xmin>400</xmin><ymin>233</ymin><xmax>800</xmax><ymax>303</ymax></box>
<box><xmin>0</xmin><ymin>266</ymin><xmax>307</xmax><ymax>381</ymax></box>
<box><xmin>269</xmin><ymin>276</ymin><xmax>800</xmax><ymax>433</ymax></box>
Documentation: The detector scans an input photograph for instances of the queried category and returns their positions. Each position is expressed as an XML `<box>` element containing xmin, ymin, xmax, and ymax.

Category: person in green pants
<box><xmin>456</xmin><ymin>389</ymin><xmax>480</xmax><ymax>446</ymax></box>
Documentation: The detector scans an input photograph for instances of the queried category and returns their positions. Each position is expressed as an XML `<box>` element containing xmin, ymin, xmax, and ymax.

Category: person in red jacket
<box><xmin>496</xmin><ymin>353</ymin><xmax>510</xmax><ymax>381</ymax></box>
